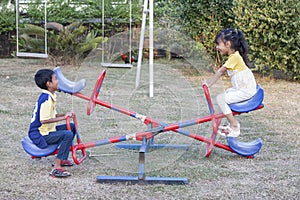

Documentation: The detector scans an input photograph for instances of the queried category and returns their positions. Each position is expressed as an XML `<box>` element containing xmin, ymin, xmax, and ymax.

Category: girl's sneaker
<box><xmin>218</xmin><ymin>124</ymin><xmax>240</xmax><ymax>137</ymax></box>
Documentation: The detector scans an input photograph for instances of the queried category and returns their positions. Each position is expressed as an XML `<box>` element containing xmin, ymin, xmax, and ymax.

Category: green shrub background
<box><xmin>0</xmin><ymin>0</ymin><xmax>299</xmax><ymax>80</ymax></box>
<box><xmin>231</xmin><ymin>0</ymin><xmax>300</xmax><ymax>80</ymax></box>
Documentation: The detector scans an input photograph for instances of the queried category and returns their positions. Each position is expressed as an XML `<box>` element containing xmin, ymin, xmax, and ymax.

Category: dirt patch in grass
<box><xmin>0</xmin><ymin>58</ymin><xmax>299</xmax><ymax>199</ymax></box>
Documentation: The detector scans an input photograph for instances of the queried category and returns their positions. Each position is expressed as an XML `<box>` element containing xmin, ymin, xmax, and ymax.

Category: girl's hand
<box><xmin>202</xmin><ymin>80</ymin><xmax>208</xmax><ymax>87</ymax></box>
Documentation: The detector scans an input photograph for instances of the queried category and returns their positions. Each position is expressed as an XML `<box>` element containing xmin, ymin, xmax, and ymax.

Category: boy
<box><xmin>28</xmin><ymin>69</ymin><xmax>76</xmax><ymax>178</ymax></box>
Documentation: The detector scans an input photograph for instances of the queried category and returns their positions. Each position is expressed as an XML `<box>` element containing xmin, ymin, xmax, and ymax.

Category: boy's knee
<box><xmin>69</xmin><ymin>123</ymin><xmax>77</xmax><ymax>134</ymax></box>
<box><xmin>64</xmin><ymin>131</ymin><xmax>74</xmax><ymax>140</ymax></box>
<box><xmin>69</xmin><ymin>122</ymin><xmax>75</xmax><ymax>129</ymax></box>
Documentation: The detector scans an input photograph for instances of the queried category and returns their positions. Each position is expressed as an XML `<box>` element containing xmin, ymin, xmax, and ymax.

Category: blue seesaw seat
<box><xmin>226</xmin><ymin>85</ymin><xmax>264</xmax><ymax>157</ymax></box>
<box><xmin>229</xmin><ymin>85</ymin><xmax>264</xmax><ymax>113</ymax></box>
<box><xmin>226</xmin><ymin>137</ymin><xmax>263</xmax><ymax>157</ymax></box>
<box><xmin>53</xmin><ymin>67</ymin><xmax>86</xmax><ymax>94</ymax></box>
<box><xmin>21</xmin><ymin>136</ymin><xmax>59</xmax><ymax>157</ymax></box>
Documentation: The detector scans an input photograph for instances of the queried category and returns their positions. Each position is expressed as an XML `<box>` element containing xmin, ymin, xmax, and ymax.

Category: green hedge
<box><xmin>157</xmin><ymin>0</ymin><xmax>233</xmax><ymax>55</ymax></box>
<box><xmin>231</xmin><ymin>0</ymin><xmax>300</xmax><ymax>80</ymax></box>
<box><xmin>156</xmin><ymin>0</ymin><xmax>299</xmax><ymax>80</ymax></box>
<box><xmin>1</xmin><ymin>0</ymin><xmax>299</xmax><ymax>79</ymax></box>
<box><xmin>0</xmin><ymin>1</ymin><xmax>15</xmax><ymax>35</ymax></box>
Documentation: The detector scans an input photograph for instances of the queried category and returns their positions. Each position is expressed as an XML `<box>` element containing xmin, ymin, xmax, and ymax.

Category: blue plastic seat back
<box><xmin>227</xmin><ymin>137</ymin><xmax>263</xmax><ymax>157</ymax></box>
<box><xmin>53</xmin><ymin>67</ymin><xmax>86</xmax><ymax>94</ymax></box>
<box><xmin>229</xmin><ymin>85</ymin><xmax>264</xmax><ymax>113</ymax></box>
<box><xmin>21</xmin><ymin>136</ymin><xmax>59</xmax><ymax>157</ymax></box>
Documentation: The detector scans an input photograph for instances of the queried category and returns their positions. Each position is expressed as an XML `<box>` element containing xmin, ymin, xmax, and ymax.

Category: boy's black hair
<box><xmin>34</xmin><ymin>69</ymin><xmax>54</xmax><ymax>90</ymax></box>
<box><xmin>215</xmin><ymin>28</ymin><xmax>250</xmax><ymax>67</ymax></box>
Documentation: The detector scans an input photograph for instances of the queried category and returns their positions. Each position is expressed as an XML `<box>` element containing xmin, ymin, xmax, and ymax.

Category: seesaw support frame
<box><xmin>97</xmin><ymin>135</ymin><xmax>188</xmax><ymax>184</ymax></box>
<box><xmin>54</xmin><ymin>66</ymin><xmax>263</xmax><ymax>159</ymax></box>
<box><xmin>21</xmin><ymin>67</ymin><xmax>264</xmax><ymax>185</ymax></box>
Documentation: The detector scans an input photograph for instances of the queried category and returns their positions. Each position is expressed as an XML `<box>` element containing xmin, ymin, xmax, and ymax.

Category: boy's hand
<box><xmin>65</xmin><ymin>111</ymin><xmax>75</xmax><ymax>119</ymax></box>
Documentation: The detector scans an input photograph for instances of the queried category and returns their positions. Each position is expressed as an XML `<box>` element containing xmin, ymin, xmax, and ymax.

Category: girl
<box><xmin>204</xmin><ymin>28</ymin><xmax>257</xmax><ymax>137</ymax></box>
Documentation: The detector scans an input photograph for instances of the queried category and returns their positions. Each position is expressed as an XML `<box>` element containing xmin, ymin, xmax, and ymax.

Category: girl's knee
<box><xmin>216</xmin><ymin>94</ymin><xmax>225</xmax><ymax>104</ymax></box>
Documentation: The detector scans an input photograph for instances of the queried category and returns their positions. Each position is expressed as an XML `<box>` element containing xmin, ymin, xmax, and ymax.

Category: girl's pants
<box><xmin>216</xmin><ymin>88</ymin><xmax>255</xmax><ymax>115</ymax></box>
<box><xmin>43</xmin><ymin>123</ymin><xmax>76</xmax><ymax>161</ymax></box>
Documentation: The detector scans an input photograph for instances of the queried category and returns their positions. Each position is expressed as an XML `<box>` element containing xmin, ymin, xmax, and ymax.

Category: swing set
<box><xmin>21</xmin><ymin>67</ymin><xmax>264</xmax><ymax>184</ymax></box>
<box><xmin>15</xmin><ymin>0</ymin><xmax>48</xmax><ymax>58</ymax></box>
<box><xmin>100</xmin><ymin>0</ymin><xmax>135</xmax><ymax>68</ymax></box>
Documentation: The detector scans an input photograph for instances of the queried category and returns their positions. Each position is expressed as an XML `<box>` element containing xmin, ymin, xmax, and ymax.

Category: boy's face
<box><xmin>47</xmin><ymin>74</ymin><xmax>59</xmax><ymax>92</ymax></box>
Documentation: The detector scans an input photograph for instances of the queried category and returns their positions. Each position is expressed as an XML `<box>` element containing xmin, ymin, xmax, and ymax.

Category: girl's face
<box><xmin>216</xmin><ymin>38</ymin><xmax>231</xmax><ymax>56</ymax></box>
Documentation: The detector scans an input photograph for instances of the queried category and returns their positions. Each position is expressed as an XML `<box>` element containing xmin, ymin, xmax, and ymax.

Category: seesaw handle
<box><xmin>66</xmin><ymin>115</ymin><xmax>87</xmax><ymax>165</ymax></box>
<box><xmin>87</xmin><ymin>70</ymin><xmax>106</xmax><ymax>115</ymax></box>
<box><xmin>202</xmin><ymin>84</ymin><xmax>221</xmax><ymax>157</ymax></box>
<box><xmin>71</xmin><ymin>145</ymin><xmax>87</xmax><ymax>165</ymax></box>
<box><xmin>203</xmin><ymin>84</ymin><xmax>215</xmax><ymax>114</ymax></box>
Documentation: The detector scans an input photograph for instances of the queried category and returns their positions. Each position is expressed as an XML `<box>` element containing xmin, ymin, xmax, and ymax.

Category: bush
<box><xmin>22</xmin><ymin>0</ymin><xmax>142</xmax><ymax>36</ymax></box>
<box><xmin>155</xmin><ymin>0</ymin><xmax>234</xmax><ymax>68</ymax></box>
<box><xmin>10</xmin><ymin>0</ymin><xmax>141</xmax><ymax>63</ymax></box>
<box><xmin>3</xmin><ymin>0</ymin><xmax>299</xmax><ymax>80</ymax></box>
<box><xmin>0</xmin><ymin>1</ymin><xmax>15</xmax><ymax>35</ymax></box>
<box><xmin>231</xmin><ymin>0</ymin><xmax>300</xmax><ymax>80</ymax></box>
<box><xmin>156</xmin><ymin>0</ymin><xmax>300</xmax><ymax>80</ymax></box>
<box><xmin>16</xmin><ymin>22</ymin><xmax>106</xmax><ymax>66</ymax></box>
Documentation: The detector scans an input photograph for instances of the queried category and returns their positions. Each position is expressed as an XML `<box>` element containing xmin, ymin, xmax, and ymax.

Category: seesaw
<box><xmin>21</xmin><ymin>67</ymin><xmax>264</xmax><ymax>184</ymax></box>
<box><xmin>53</xmin><ymin>67</ymin><xmax>264</xmax><ymax>157</ymax></box>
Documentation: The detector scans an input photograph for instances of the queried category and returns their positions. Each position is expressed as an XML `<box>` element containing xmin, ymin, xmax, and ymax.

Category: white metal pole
<box><xmin>135</xmin><ymin>0</ymin><xmax>148</xmax><ymax>89</ymax></box>
<box><xmin>44</xmin><ymin>0</ymin><xmax>47</xmax><ymax>55</ymax></box>
<box><xmin>102</xmin><ymin>0</ymin><xmax>105</xmax><ymax>63</ymax></box>
<box><xmin>149</xmin><ymin>0</ymin><xmax>154</xmax><ymax>97</ymax></box>
<box><xmin>129</xmin><ymin>0</ymin><xmax>132</xmax><ymax>60</ymax></box>
<box><xmin>16</xmin><ymin>0</ymin><xmax>19</xmax><ymax>55</ymax></box>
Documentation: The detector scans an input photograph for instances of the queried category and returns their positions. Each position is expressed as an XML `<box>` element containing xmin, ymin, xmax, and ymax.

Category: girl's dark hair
<box><xmin>34</xmin><ymin>69</ymin><xmax>54</xmax><ymax>90</ymax></box>
<box><xmin>215</xmin><ymin>28</ymin><xmax>250</xmax><ymax>67</ymax></box>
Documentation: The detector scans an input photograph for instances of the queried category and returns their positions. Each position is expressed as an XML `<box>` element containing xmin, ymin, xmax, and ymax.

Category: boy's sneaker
<box><xmin>49</xmin><ymin>168</ymin><xmax>71</xmax><ymax>178</ymax></box>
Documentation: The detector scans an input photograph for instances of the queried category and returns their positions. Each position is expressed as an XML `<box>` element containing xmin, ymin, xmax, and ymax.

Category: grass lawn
<box><xmin>0</xmin><ymin>58</ymin><xmax>299</xmax><ymax>199</ymax></box>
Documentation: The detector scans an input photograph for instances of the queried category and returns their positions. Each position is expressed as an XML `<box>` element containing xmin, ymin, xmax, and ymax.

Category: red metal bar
<box><xmin>66</xmin><ymin>115</ymin><xmax>87</xmax><ymax>165</ymax></box>
<box><xmin>67</xmin><ymin>74</ymin><xmax>264</xmax><ymax>160</ymax></box>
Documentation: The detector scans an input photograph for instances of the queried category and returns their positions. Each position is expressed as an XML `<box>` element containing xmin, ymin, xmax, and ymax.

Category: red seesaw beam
<box><xmin>56</xmin><ymin>69</ymin><xmax>263</xmax><ymax>160</ymax></box>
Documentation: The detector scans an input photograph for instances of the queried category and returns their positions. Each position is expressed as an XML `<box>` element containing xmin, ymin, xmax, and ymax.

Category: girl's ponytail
<box><xmin>236</xmin><ymin>30</ymin><xmax>250</xmax><ymax>67</ymax></box>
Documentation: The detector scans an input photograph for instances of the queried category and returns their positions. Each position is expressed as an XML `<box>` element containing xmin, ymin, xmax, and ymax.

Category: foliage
<box><xmin>0</xmin><ymin>1</ymin><xmax>15</xmax><ymax>35</ymax></box>
<box><xmin>12</xmin><ymin>0</ymin><xmax>141</xmax><ymax>65</ymax></box>
<box><xmin>20</xmin><ymin>0</ymin><xmax>142</xmax><ymax>36</ymax></box>
<box><xmin>17</xmin><ymin>22</ymin><xmax>106</xmax><ymax>66</ymax></box>
<box><xmin>2</xmin><ymin>0</ymin><xmax>299</xmax><ymax>79</ymax></box>
<box><xmin>155</xmin><ymin>0</ymin><xmax>300</xmax><ymax>80</ymax></box>
<box><xmin>231</xmin><ymin>0</ymin><xmax>300</xmax><ymax>80</ymax></box>
<box><xmin>154</xmin><ymin>0</ymin><xmax>234</xmax><ymax>68</ymax></box>
<box><xmin>81</xmin><ymin>0</ymin><xmax>142</xmax><ymax>36</ymax></box>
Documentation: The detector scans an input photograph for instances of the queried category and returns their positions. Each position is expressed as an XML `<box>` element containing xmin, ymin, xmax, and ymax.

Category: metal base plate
<box><xmin>96</xmin><ymin>176</ymin><xmax>188</xmax><ymax>185</ymax></box>
<box><xmin>115</xmin><ymin>143</ymin><xmax>189</xmax><ymax>150</ymax></box>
